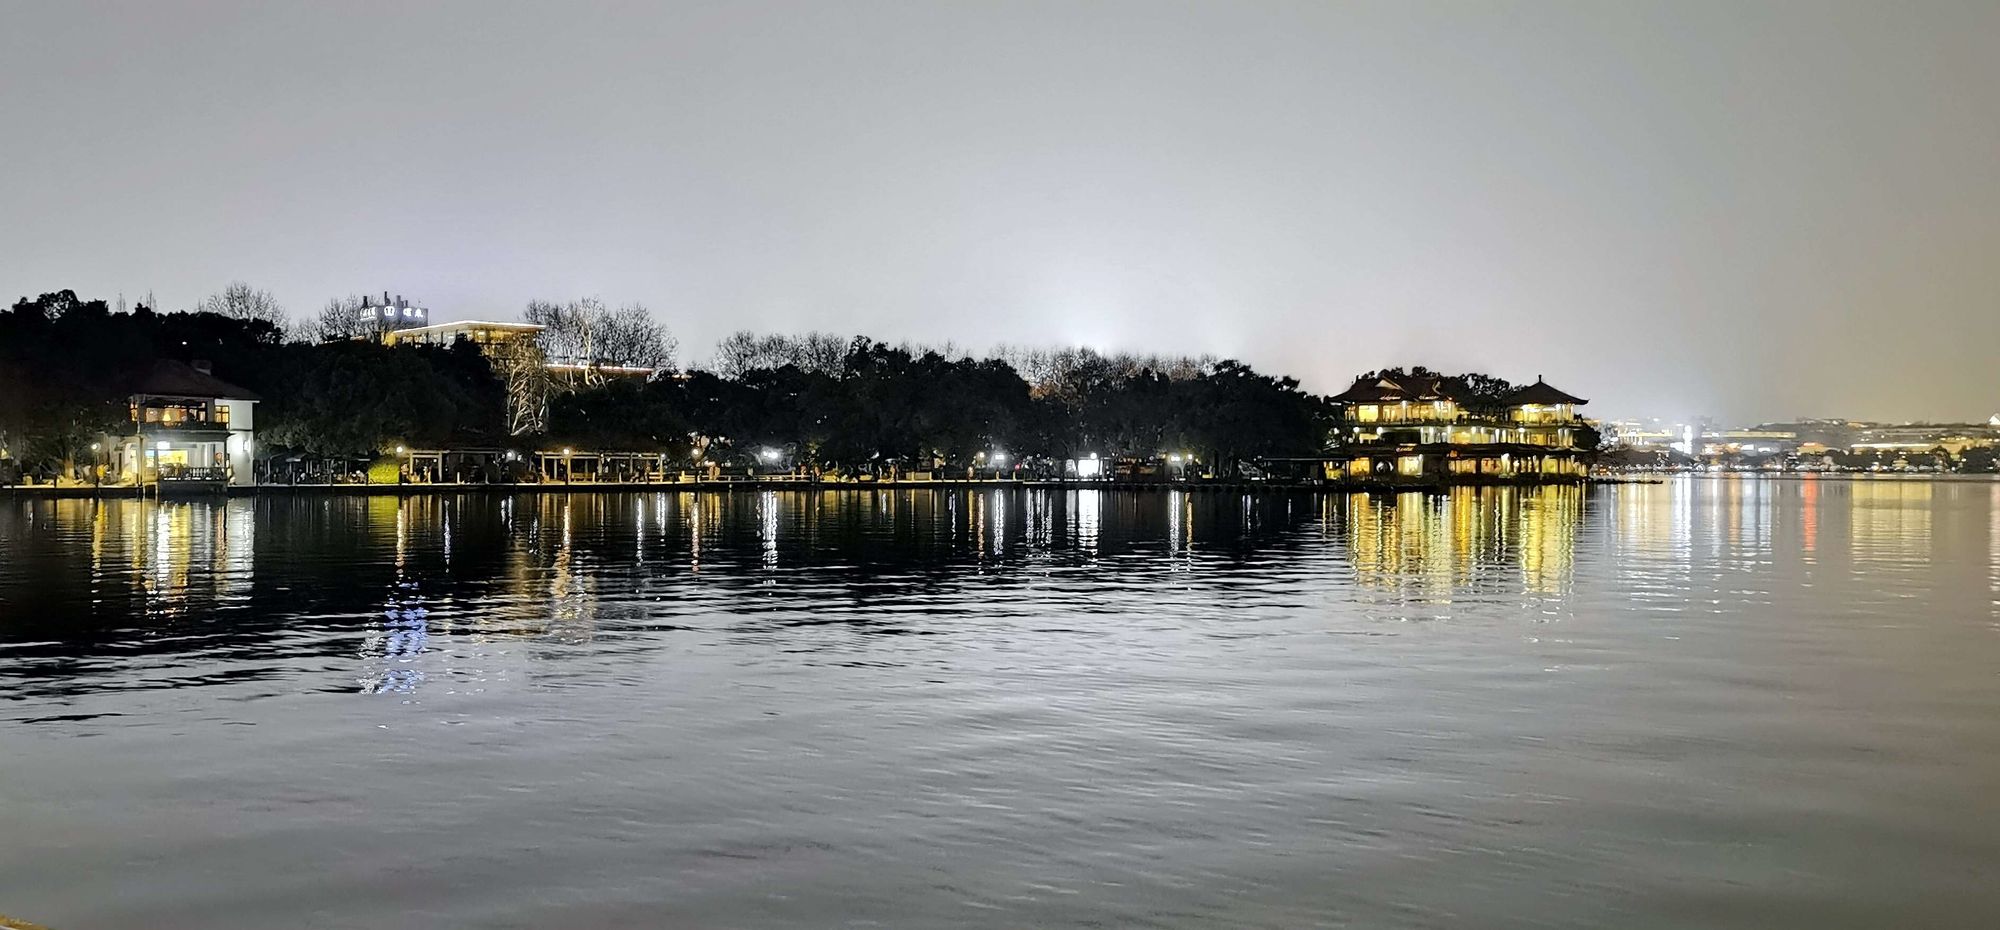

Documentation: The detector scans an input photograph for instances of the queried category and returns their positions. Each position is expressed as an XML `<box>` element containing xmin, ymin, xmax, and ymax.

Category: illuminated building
<box><xmin>1606</xmin><ymin>418</ymin><xmax>1680</xmax><ymax>449</ymax></box>
<box><xmin>1700</xmin><ymin>429</ymin><xmax>1800</xmax><ymax>456</ymax></box>
<box><xmin>381</xmin><ymin>318</ymin><xmax>545</xmax><ymax>350</ymax></box>
<box><xmin>1848</xmin><ymin>422</ymin><xmax>1997</xmax><ymax>455</ymax></box>
<box><xmin>356</xmin><ymin>292</ymin><xmax>430</xmax><ymax>334</ymax></box>
<box><xmin>108</xmin><ymin>360</ymin><xmax>261</xmax><ymax>489</ymax></box>
<box><xmin>1314</xmin><ymin>375</ymin><xmax>1591</xmax><ymax>483</ymax></box>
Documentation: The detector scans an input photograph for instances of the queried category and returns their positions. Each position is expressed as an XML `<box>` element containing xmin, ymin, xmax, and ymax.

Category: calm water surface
<box><xmin>3</xmin><ymin>480</ymin><xmax>1999</xmax><ymax>928</ymax></box>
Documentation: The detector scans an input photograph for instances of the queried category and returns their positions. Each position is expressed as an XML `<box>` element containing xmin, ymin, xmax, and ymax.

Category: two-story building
<box><xmin>1317</xmin><ymin>374</ymin><xmax>1591</xmax><ymax>484</ymax></box>
<box><xmin>108</xmin><ymin>360</ymin><xmax>261</xmax><ymax>491</ymax></box>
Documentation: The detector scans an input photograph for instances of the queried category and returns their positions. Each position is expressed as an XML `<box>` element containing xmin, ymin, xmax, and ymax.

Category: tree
<box><xmin>708</xmin><ymin>330</ymin><xmax>764</xmax><ymax>379</ymax></box>
<box><xmin>1573</xmin><ymin>421</ymin><xmax>1604</xmax><ymax>452</ymax></box>
<box><xmin>1958</xmin><ymin>447</ymin><xmax>1998</xmax><ymax>474</ymax></box>
<box><xmin>706</xmin><ymin>330</ymin><xmax>853</xmax><ymax>378</ymax></box>
<box><xmin>307</xmin><ymin>294</ymin><xmax>369</xmax><ymax>343</ymax></box>
<box><xmin>525</xmin><ymin>298</ymin><xmax>677</xmax><ymax>386</ymax></box>
<box><xmin>256</xmin><ymin>340</ymin><xmax>506</xmax><ymax>456</ymax></box>
<box><xmin>195</xmin><ymin>281</ymin><xmax>288</xmax><ymax>337</ymax></box>
<box><xmin>547</xmin><ymin>379</ymin><xmax>692</xmax><ymax>454</ymax></box>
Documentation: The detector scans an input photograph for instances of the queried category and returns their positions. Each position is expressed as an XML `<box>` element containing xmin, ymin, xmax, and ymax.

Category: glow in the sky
<box><xmin>3</xmin><ymin>1</ymin><xmax>1997</xmax><ymax>422</ymax></box>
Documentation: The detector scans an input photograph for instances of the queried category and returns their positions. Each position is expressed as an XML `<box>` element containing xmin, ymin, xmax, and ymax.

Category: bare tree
<box><xmin>988</xmin><ymin>344</ymin><xmax>1214</xmax><ymax>403</ymax></box>
<box><xmin>706</xmin><ymin>330</ymin><xmax>854</xmax><ymax>377</ymax></box>
<box><xmin>599</xmin><ymin>302</ymin><xmax>677</xmax><ymax>372</ymax></box>
<box><xmin>525</xmin><ymin>297</ymin><xmax>676</xmax><ymax>387</ymax></box>
<box><xmin>195</xmin><ymin>281</ymin><xmax>288</xmax><ymax>334</ymax></box>
<box><xmin>707</xmin><ymin>330</ymin><xmax>764</xmax><ymax>379</ymax></box>
<box><xmin>793</xmin><ymin>332</ymin><xmax>851</xmax><ymax>375</ymax></box>
<box><xmin>308</xmin><ymin>294</ymin><xmax>370</xmax><ymax>343</ymax></box>
<box><xmin>895</xmin><ymin>338</ymin><xmax>969</xmax><ymax>361</ymax></box>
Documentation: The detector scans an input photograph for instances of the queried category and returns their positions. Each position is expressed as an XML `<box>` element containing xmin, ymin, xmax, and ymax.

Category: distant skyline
<box><xmin>4</xmin><ymin>1</ymin><xmax>1997</xmax><ymax>424</ymax></box>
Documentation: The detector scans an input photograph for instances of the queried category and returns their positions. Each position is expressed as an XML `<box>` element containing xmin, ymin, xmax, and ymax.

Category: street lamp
<box><xmin>760</xmin><ymin>447</ymin><xmax>781</xmax><ymax>463</ymax></box>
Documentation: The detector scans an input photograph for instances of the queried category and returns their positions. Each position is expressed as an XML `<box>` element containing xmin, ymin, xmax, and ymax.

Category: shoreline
<box><xmin>0</xmin><ymin>475</ymin><xmax>1594</xmax><ymax>499</ymax></box>
<box><xmin>9</xmin><ymin>473</ymin><xmax>1995</xmax><ymax>500</ymax></box>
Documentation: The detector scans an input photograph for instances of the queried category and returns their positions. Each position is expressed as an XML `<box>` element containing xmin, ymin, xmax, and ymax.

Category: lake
<box><xmin>3</xmin><ymin>479</ymin><xmax>1999</xmax><ymax>928</ymax></box>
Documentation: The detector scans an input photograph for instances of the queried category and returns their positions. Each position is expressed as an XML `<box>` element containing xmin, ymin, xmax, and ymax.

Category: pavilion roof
<box><xmin>1328</xmin><ymin>376</ymin><xmax>1454</xmax><ymax>405</ymax></box>
<box><xmin>1501</xmin><ymin>377</ymin><xmax>1588</xmax><ymax>406</ymax></box>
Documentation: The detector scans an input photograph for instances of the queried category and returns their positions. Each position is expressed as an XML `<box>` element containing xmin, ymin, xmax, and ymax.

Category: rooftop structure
<box><xmin>357</xmin><ymin>292</ymin><xmax>429</xmax><ymax>334</ymax></box>
<box><xmin>380</xmin><ymin>319</ymin><xmax>544</xmax><ymax>348</ymax></box>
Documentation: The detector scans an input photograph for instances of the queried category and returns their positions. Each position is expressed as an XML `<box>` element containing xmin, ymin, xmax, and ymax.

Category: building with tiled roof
<box><xmin>1306</xmin><ymin>372</ymin><xmax>1592</xmax><ymax>485</ymax></box>
<box><xmin>105</xmin><ymin>360</ymin><xmax>261</xmax><ymax>490</ymax></box>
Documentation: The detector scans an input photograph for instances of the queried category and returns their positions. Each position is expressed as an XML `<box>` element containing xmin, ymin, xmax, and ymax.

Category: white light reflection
<box><xmin>1989</xmin><ymin>483</ymin><xmax>2000</xmax><ymax>611</ymax></box>
<box><xmin>1074</xmin><ymin>489</ymin><xmax>1102</xmax><ymax>553</ymax></box>
<box><xmin>759</xmin><ymin>490</ymin><xmax>780</xmax><ymax>570</ymax></box>
<box><xmin>989</xmin><ymin>490</ymin><xmax>1007</xmax><ymax>557</ymax></box>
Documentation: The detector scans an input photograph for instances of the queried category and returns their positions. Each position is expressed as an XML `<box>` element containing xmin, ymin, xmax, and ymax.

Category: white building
<box><xmin>109</xmin><ymin>360</ymin><xmax>261</xmax><ymax>489</ymax></box>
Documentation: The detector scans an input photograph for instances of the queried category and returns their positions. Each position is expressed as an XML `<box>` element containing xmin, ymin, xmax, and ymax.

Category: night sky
<box><xmin>4</xmin><ymin>1</ymin><xmax>1996</xmax><ymax>423</ymax></box>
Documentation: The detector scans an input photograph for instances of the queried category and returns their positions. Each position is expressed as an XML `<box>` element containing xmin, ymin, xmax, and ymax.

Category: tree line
<box><xmin>3</xmin><ymin>285</ymin><xmax>1574</xmax><ymax>479</ymax></box>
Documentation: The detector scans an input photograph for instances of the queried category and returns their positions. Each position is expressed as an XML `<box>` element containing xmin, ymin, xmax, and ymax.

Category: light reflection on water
<box><xmin>3</xmin><ymin>479</ymin><xmax>2000</xmax><ymax>929</ymax></box>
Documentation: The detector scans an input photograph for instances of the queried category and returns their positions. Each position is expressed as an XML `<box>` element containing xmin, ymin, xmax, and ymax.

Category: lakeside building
<box><xmin>1616</xmin><ymin>418</ymin><xmax>2000</xmax><ymax>460</ymax></box>
<box><xmin>107</xmin><ymin>360</ymin><xmax>261</xmax><ymax>490</ymax></box>
<box><xmin>1277</xmin><ymin>375</ymin><xmax>1591</xmax><ymax>483</ymax></box>
<box><xmin>1848</xmin><ymin>422</ymin><xmax>2000</xmax><ymax>455</ymax></box>
<box><xmin>1701</xmin><ymin>429</ymin><xmax>1800</xmax><ymax>456</ymax></box>
<box><xmin>1605</xmin><ymin>418</ymin><xmax>1680</xmax><ymax>449</ymax></box>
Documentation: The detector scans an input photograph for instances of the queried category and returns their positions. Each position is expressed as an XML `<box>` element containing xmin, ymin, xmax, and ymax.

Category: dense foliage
<box><xmin>1</xmin><ymin>291</ymin><xmax>504</xmax><ymax>473</ymax></box>
<box><xmin>9</xmin><ymin>286</ymin><xmax>1609</xmax><ymax>479</ymax></box>
<box><xmin>546</xmin><ymin>340</ymin><xmax>1334</xmax><ymax>474</ymax></box>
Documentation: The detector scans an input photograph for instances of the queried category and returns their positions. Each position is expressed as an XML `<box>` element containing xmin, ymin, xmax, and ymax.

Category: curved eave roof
<box><xmin>1329</xmin><ymin>377</ymin><xmax>1454</xmax><ymax>405</ymax></box>
<box><xmin>1503</xmin><ymin>378</ymin><xmax>1588</xmax><ymax>406</ymax></box>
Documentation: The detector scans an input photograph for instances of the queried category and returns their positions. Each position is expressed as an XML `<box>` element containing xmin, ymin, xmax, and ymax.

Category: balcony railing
<box><xmin>133</xmin><ymin>405</ymin><xmax>228</xmax><ymax>428</ymax></box>
<box><xmin>155</xmin><ymin>466</ymin><xmax>231</xmax><ymax>483</ymax></box>
<box><xmin>1348</xmin><ymin>409</ymin><xmax>1461</xmax><ymax>424</ymax></box>
<box><xmin>136</xmin><ymin>420</ymin><xmax>231</xmax><ymax>432</ymax></box>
